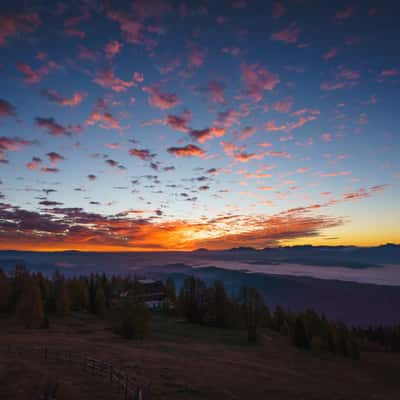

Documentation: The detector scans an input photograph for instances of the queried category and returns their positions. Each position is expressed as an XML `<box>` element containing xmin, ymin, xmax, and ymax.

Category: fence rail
<box><xmin>0</xmin><ymin>344</ymin><xmax>149</xmax><ymax>400</ymax></box>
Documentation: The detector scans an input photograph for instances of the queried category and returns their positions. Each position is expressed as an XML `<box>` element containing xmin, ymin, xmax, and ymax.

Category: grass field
<box><xmin>1</xmin><ymin>312</ymin><xmax>400</xmax><ymax>399</ymax></box>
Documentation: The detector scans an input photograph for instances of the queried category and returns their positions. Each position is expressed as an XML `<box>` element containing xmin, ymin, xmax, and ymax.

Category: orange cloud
<box><xmin>0</xmin><ymin>203</ymin><xmax>345</xmax><ymax>251</ymax></box>
<box><xmin>190</xmin><ymin>127</ymin><xmax>226</xmax><ymax>143</ymax></box>
<box><xmin>167</xmin><ymin>144</ymin><xmax>206</xmax><ymax>158</ymax></box>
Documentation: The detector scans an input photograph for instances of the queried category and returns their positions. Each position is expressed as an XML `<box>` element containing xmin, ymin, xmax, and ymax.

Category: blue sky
<box><xmin>0</xmin><ymin>0</ymin><xmax>399</xmax><ymax>250</ymax></box>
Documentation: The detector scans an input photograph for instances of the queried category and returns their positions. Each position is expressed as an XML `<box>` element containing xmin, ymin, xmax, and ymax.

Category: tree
<box><xmin>0</xmin><ymin>269</ymin><xmax>10</xmax><ymax>313</ymax></box>
<box><xmin>111</xmin><ymin>302</ymin><xmax>151</xmax><ymax>339</ymax></box>
<box><xmin>240</xmin><ymin>287</ymin><xmax>264</xmax><ymax>343</ymax></box>
<box><xmin>94</xmin><ymin>287</ymin><xmax>106</xmax><ymax>318</ymax></box>
<box><xmin>272</xmin><ymin>305</ymin><xmax>286</xmax><ymax>332</ymax></box>
<box><xmin>292</xmin><ymin>316</ymin><xmax>309</xmax><ymax>349</ymax></box>
<box><xmin>334</xmin><ymin>322</ymin><xmax>350</xmax><ymax>356</ymax></box>
<box><xmin>17</xmin><ymin>280</ymin><xmax>44</xmax><ymax>328</ymax></box>
<box><xmin>212</xmin><ymin>280</ymin><xmax>231</xmax><ymax>328</ymax></box>
<box><xmin>178</xmin><ymin>276</ymin><xmax>209</xmax><ymax>324</ymax></box>
<box><xmin>165</xmin><ymin>276</ymin><xmax>177</xmax><ymax>305</ymax></box>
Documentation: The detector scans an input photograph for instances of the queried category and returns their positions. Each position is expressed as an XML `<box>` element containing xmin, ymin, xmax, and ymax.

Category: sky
<box><xmin>0</xmin><ymin>0</ymin><xmax>399</xmax><ymax>251</ymax></box>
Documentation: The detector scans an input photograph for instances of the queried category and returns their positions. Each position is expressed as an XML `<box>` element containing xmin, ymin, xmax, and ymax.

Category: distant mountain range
<box><xmin>195</xmin><ymin>244</ymin><xmax>400</xmax><ymax>267</ymax></box>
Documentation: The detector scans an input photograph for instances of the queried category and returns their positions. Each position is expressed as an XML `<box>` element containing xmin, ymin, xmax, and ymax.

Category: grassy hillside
<box><xmin>1</xmin><ymin>313</ymin><xmax>400</xmax><ymax>399</ymax></box>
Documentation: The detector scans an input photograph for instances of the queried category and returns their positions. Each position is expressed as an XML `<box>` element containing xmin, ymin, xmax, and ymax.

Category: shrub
<box><xmin>110</xmin><ymin>302</ymin><xmax>151</xmax><ymax>340</ymax></box>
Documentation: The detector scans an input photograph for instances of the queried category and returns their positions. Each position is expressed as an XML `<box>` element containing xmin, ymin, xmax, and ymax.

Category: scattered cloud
<box><xmin>42</xmin><ymin>89</ymin><xmax>87</xmax><ymax>107</ymax></box>
<box><xmin>241</xmin><ymin>63</ymin><xmax>280</xmax><ymax>102</ymax></box>
<box><xmin>271</xmin><ymin>23</ymin><xmax>301</xmax><ymax>44</ymax></box>
<box><xmin>167</xmin><ymin>144</ymin><xmax>206</xmax><ymax>158</ymax></box>
<box><xmin>143</xmin><ymin>86</ymin><xmax>180</xmax><ymax>109</ymax></box>
<box><xmin>0</xmin><ymin>99</ymin><xmax>16</xmax><ymax>117</ymax></box>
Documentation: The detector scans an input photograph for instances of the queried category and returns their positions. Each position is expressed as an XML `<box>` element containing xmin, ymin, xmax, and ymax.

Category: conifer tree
<box><xmin>292</xmin><ymin>316</ymin><xmax>309</xmax><ymax>349</ymax></box>
<box><xmin>95</xmin><ymin>287</ymin><xmax>106</xmax><ymax>318</ymax></box>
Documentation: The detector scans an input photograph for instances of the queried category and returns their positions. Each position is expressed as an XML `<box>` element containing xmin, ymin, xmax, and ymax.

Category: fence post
<box><xmin>110</xmin><ymin>364</ymin><xmax>113</xmax><ymax>383</ymax></box>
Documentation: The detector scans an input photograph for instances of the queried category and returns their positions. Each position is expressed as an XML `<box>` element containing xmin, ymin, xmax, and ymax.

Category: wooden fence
<box><xmin>0</xmin><ymin>344</ymin><xmax>150</xmax><ymax>399</ymax></box>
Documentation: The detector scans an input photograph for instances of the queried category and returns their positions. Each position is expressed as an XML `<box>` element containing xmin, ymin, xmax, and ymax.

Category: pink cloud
<box><xmin>26</xmin><ymin>157</ymin><xmax>42</xmax><ymax>170</ymax></box>
<box><xmin>64</xmin><ymin>9</ymin><xmax>90</xmax><ymax>39</ymax></box>
<box><xmin>214</xmin><ymin>109</ymin><xmax>241</xmax><ymax>128</ymax></box>
<box><xmin>265</xmin><ymin>120</ymin><xmax>287</xmax><ymax>132</ymax></box>
<box><xmin>133</xmin><ymin>72</ymin><xmax>144</xmax><ymax>82</ymax></box>
<box><xmin>16</xmin><ymin>61</ymin><xmax>57</xmax><ymax>84</ymax></box>
<box><xmin>105</xmin><ymin>143</ymin><xmax>121</xmax><ymax>150</ymax></box>
<box><xmin>93</xmin><ymin>69</ymin><xmax>134</xmax><ymax>92</ymax></box>
<box><xmin>271</xmin><ymin>23</ymin><xmax>301</xmax><ymax>44</ymax></box>
<box><xmin>232</xmin><ymin>0</ymin><xmax>247</xmax><ymax>8</ymax></box>
<box><xmin>46</xmin><ymin>152</ymin><xmax>65</xmax><ymax>164</ymax></box>
<box><xmin>42</xmin><ymin>89</ymin><xmax>87</xmax><ymax>107</ymax></box>
<box><xmin>86</xmin><ymin>111</ymin><xmax>120</xmax><ymax>130</ymax></box>
<box><xmin>35</xmin><ymin>117</ymin><xmax>70</xmax><ymax>136</ymax></box>
<box><xmin>241</xmin><ymin>63</ymin><xmax>280</xmax><ymax>102</ymax></box>
<box><xmin>320</xmin><ymin>81</ymin><xmax>346</xmax><ymax>91</ymax></box>
<box><xmin>320</xmin><ymin>171</ymin><xmax>351</xmax><ymax>177</ymax></box>
<box><xmin>158</xmin><ymin>57</ymin><xmax>181</xmax><ymax>74</ymax></box>
<box><xmin>190</xmin><ymin>127</ymin><xmax>226</xmax><ymax>143</ymax></box>
<box><xmin>272</xmin><ymin>2</ymin><xmax>287</xmax><ymax>19</ymax></box>
<box><xmin>337</xmin><ymin>68</ymin><xmax>360</xmax><ymax>81</ymax></box>
<box><xmin>86</xmin><ymin>99</ymin><xmax>121</xmax><ymax>130</ymax></box>
<box><xmin>107</xmin><ymin>11</ymin><xmax>144</xmax><ymax>44</ymax></box>
<box><xmin>0</xmin><ymin>136</ymin><xmax>34</xmax><ymax>162</ymax></box>
<box><xmin>381</xmin><ymin>68</ymin><xmax>399</xmax><ymax>77</ymax></box>
<box><xmin>323</xmin><ymin>48</ymin><xmax>338</xmax><ymax>61</ymax></box>
<box><xmin>221</xmin><ymin>47</ymin><xmax>241</xmax><ymax>57</ymax></box>
<box><xmin>237</xmin><ymin>126</ymin><xmax>256</xmax><ymax>141</ymax></box>
<box><xmin>78</xmin><ymin>45</ymin><xmax>97</xmax><ymax>61</ymax></box>
<box><xmin>322</xmin><ymin>132</ymin><xmax>332</xmax><ymax>142</ymax></box>
<box><xmin>165</xmin><ymin>110</ymin><xmax>192</xmax><ymax>132</ymax></box>
<box><xmin>297</xmin><ymin>167</ymin><xmax>310</xmax><ymax>173</ymax></box>
<box><xmin>234</xmin><ymin>151</ymin><xmax>265</xmax><ymax>163</ymax></box>
<box><xmin>105</xmin><ymin>40</ymin><xmax>123</xmax><ymax>59</ymax></box>
<box><xmin>258</xmin><ymin>142</ymin><xmax>273</xmax><ymax>148</ymax></box>
<box><xmin>204</xmin><ymin>80</ymin><xmax>225</xmax><ymax>104</ymax></box>
<box><xmin>0</xmin><ymin>99</ymin><xmax>16</xmax><ymax>117</ymax></box>
<box><xmin>273</xmin><ymin>97</ymin><xmax>293</xmax><ymax>113</ymax></box>
<box><xmin>129</xmin><ymin>148</ymin><xmax>153</xmax><ymax>160</ymax></box>
<box><xmin>167</xmin><ymin>144</ymin><xmax>206</xmax><ymax>158</ymax></box>
<box><xmin>333</xmin><ymin>7</ymin><xmax>354</xmax><ymax>23</ymax></box>
<box><xmin>143</xmin><ymin>86</ymin><xmax>180</xmax><ymax>109</ymax></box>
<box><xmin>106</xmin><ymin>159</ymin><xmax>118</xmax><ymax>168</ymax></box>
<box><xmin>264</xmin><ymin>151</ymin><xmax>290</xmax><ymax>158</ymax></box>
<box><xmin>0</xmin><ymin>12</ymin><xmax>41</xmax><ymax>46</ymax></box>
<box><xmin>132</xmin><ymin>0</ymin><xmax>173</xmax><ymax>20</ymax></box>
<box><xmin>41</xmin><ymin>167</ymin><xmax>59</xmax><ymax>174</ymax></box>
<box><xmin>221</xmin><ymin>141</ymin><xmax>239</xmax><ymax>157</ymax></box>
<box><xmin>221</xmin><ymin>141</ymin><xmax>266</xmax><ymax>163</ymax></box>
<box><xmin>187</xmin><ymin>45</ymin><xmax>205</xmax><ymax>69</ymax></box>
<box><xmin>258</xmin><ymin>186</ymin><xmax>273</xmax><ymax>191</ymax></box>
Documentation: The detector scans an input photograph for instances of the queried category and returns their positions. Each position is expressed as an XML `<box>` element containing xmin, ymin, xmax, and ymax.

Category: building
<box><xmin>120</xmin><ymin>279</ymin><xmax>167</xmax><ymax>310</ymax></box>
